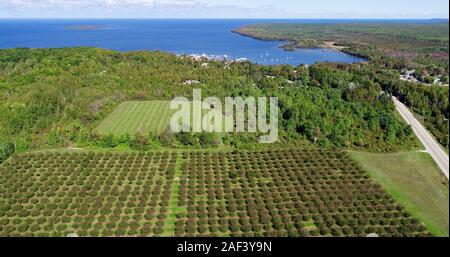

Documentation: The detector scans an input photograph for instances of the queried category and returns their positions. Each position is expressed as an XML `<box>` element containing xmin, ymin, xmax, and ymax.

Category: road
<box><xmin>393</xmin><ymin>96</ymin><xmax>449</xmax><ymax>178</ymax></box>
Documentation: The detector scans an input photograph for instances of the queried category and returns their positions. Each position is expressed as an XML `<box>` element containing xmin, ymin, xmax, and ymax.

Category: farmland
<box><xmin>0</xmin><ymin>148</ymin><xmax>430</xmax><ymax>237</ymax></box>
<box><xmin>349</xmin><ymin>151</ymin><xmax>449</xmax><ymax>237</ymax></box>
<box><xmin>0</xmin><ymin>150</ymin><xmax>177</xmax><ymax>237</ymax></box>
<box><xmin>0</xmin><ymin>43</ymin><xmax>447</xmax><ymax>239</ymax></box>
<box><xmin>96</xmin><ymin>101</ymin><xmax>173</xmax><ymax>136</ymax></box>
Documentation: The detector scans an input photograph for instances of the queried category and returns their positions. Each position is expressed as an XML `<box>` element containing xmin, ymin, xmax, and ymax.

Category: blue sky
<box><xmin>1</xmin><ymin>0</ymin><xmax>449</xmax><ymax>19</ymax></box>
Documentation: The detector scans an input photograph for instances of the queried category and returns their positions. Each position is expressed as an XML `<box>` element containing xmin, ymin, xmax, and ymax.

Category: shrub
<box><xmin>0</xmin><ymin>140</ymin><xmax>15</xmax><ymax>164</ymax></box>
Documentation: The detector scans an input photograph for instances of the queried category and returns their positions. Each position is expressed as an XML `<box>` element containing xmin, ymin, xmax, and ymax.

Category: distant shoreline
<box><xmin>1</xmin><ymin>18</ymin><xmax>448</xmax><ymax>21</ymax></box>
<box><xmin>231</xmin><ymin>28</ymin><xmax>366</xmax><ymax>61</ymax></box>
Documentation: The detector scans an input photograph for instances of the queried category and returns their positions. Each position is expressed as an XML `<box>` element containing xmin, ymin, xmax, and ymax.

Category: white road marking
<box><xmin>393</xmin><ymin>96</ymin><xmax>449</xmax><ymax>178</ymax></box>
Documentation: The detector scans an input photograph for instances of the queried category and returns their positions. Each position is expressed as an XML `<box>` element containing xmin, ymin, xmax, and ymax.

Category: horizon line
<box><xmin>0</xmin><ymin>17</ymin><xmax>449</xmax><ymax>20</ymax></box>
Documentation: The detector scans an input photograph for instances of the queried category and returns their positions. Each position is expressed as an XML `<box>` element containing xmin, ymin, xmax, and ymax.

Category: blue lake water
<box><xmin>0</xmin><ymin>19</ymin><xmax>437</xmax><ymax>65</ymax></box>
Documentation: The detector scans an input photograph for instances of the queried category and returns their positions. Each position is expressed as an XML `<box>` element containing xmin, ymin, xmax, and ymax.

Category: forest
<box><xmin>234</xmin><ymin>22</ymin><xmax>449</xmax><ymax>148</ymax></box>
<box><xmin>0</xmin><ymin>47</ymin><xmax>429</xmax><ymax>163</ymax></box>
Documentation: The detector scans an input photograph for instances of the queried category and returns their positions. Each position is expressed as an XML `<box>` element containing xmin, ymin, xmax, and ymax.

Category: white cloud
<box><xmin>1</xmin><ymin>0</ymin><xmax>198</xmax><ymax>7</ymax></box>
<box><xmin>0</xmin><ymin>0</ymin><xmax>295</xmax><ymax>18</ymax></box>
<box><xmin>1</xmin><ymin>0</ymin><xmax>447</xmax><ymax>18</ymax></box>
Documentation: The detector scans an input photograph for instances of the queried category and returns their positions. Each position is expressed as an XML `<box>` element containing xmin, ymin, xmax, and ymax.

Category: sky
<box><xmin>0</xmin><ymin>0</ymin><xmax>449</xmax><ymax>19</ymax></box>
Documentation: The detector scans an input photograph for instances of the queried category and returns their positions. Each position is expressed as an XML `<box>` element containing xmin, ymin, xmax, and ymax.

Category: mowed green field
<box><xmin>349</xmin><ymin>151</ymin><xmax>449</xmax><ymax>237</ymax></box>
<box><xmin>96</xmin><ymin>101</ymin><xmax>173</xmax><ymax>136</ymax></box>
<box><xmin>97</xmin><ymin>100</ymin><xmax>233</xmax><ymax>136</ymax></box>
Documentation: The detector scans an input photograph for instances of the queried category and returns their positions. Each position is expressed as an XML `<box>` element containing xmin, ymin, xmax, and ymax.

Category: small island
<box><xmin>64</xmin><ymin>25</ymin><xmax>106</xmax><ymax>31</ymax></box>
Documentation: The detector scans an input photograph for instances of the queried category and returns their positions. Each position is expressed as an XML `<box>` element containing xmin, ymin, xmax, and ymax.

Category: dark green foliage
<box><xmin>278</xmin><ymin>63</ymin><xmax>418</xmax><ymax>150</ymax></box>
<box><xmin>198</xmin><ymin>132</ymin><xmax>219</xmax><ymax>147</ymax></box>
<box><xmin>176</xmin><ymin>132</ymin><xmax>198</xmax><ymax>146</ymax></box>
<box><xmin>0</xmin><ymin>47</ymin><xmax>423</xmax><ymax>153</ymax></box>
<box><xmin>0</xmin><ymin>140</ymin><xmax>14</xmax><ymax>164</ymax></box>
<box><xmin>130</xmin><ymin>133</ymin><xmax>150</xmax><ymax>151</ymax></box>
<box><xmin>377</xmin><ymin>73</ymin><xmax>449</xmax><ymax>147</ymax></box>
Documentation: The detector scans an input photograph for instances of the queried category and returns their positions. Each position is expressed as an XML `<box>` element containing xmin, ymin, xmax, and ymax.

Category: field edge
<box><xmin>349</xmin><ymin>150</ymin><xmax>449</xmax><ymax>237</ymax></box>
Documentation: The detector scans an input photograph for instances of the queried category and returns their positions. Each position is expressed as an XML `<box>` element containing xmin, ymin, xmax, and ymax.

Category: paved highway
<box><xmin>393</xmin><ymin>96</ymin><xmax>449</xmax><ymax>178</ymax></box>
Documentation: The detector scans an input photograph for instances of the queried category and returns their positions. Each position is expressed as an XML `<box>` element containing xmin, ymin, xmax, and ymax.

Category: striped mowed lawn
<box><xmin>96</xmin><ymin>101</ymin><xmax>174</xmax><ymax>136</ymax></box>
